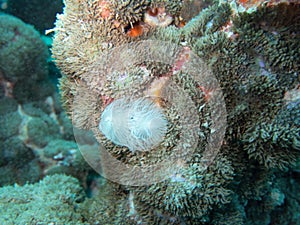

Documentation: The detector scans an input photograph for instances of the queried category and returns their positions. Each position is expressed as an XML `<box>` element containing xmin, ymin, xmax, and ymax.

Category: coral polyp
<box><xmin>99</xmin><ymin>97</ymin><xmax>168</xmax><ymax>152</ymax></box>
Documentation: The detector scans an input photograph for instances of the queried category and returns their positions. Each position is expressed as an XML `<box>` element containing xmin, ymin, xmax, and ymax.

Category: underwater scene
<box><xmin>0</xmin><ymin>0</ymin><xmax>299</xmax><ymax>224</ymax></box>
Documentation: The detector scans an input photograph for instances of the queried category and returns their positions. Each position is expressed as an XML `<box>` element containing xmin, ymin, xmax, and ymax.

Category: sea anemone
<box><xmin>99</xmin><ymin>97</ymin><xmax>168</xmax><ymax>152</ymax></box>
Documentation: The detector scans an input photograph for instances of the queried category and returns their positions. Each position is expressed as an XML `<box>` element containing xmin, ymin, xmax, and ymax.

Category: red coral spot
<box><xmin>126</xmin><ymin>23</ymin><xmax>144</xmax><ymax>38</ymax></box>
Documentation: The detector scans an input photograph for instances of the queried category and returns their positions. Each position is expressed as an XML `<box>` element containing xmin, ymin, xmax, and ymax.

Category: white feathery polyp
<box><xmin>99</xmin><ymin>97</ymin><xmax>168</xmax><ymax>152</ymax></box>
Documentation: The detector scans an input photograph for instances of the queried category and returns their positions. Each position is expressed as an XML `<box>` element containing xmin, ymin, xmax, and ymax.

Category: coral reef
<box><xmin>187</xmin><ymin>2</ymin><xmax>300</xmax><ymax>170</ymax></box>
<box><xmin>0</xmin><ymin>168</ymin><xmax>298</xmax><ymax>224</ymax></box>
<box><xmin>0</xmin><ymin>14</ymin><xmax>51</xmax><ymax>102</ymax></box>
<box><xmin>0</xmin><ymin>14</ymin><xmax>91</xmax><ymax>186</ymax></box>
<box><xmin>242</xmin><ymin>102</ymin><xmax>300</xmax><ymax>170</ymax></box>
<box><xmin>0</xmin><ymin>174</ymin><xmax>86</xmax><ymax>224</ymax></box>
<box><xmin>0</xmin><ymin>93</ymin><xmax>91</xmax><ymax>185</ymax></box>
<box><xmin>50</xmin><ymin>0</ymin><xmax>300</xmax><ymax>224</ymax></box>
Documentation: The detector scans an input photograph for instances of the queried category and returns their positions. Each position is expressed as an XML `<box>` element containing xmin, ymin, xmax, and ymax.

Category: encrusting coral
<box><xmin>51</xmin><ymin>0</ymin><xmax>300</xmax><ymax>224</ymax></box>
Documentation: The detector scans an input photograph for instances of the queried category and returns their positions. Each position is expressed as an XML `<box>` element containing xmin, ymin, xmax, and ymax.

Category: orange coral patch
<box><xmin>127</xmin><ymin>23</ymin><xmax>144</xmax><ymax>38</ymax></box>
<box><xmin>177</xmin><ymin>21</ymin><xmax>186</xmax><ymax>28</ymax></box>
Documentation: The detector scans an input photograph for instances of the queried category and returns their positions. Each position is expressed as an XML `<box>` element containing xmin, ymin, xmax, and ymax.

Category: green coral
<box><xmin>80</xmin><ymin>179</ymin><xmax>131</xmax><ymax>225</ymax></box>
<box><xmin>183</xmin><ymin>3</ymin><xmax>231</xmax><ymax>39</ymax></box>
<box><xmin>232</xmin><ymin>3</ymin><xmax>300</xmax><ymax>80</ymax></box>
<box><xmin>0</xmin><ymin>111</ymin><xmax>22</xmax><ymax>140</ymax></box>
<box><xmin>0</xmin><ymin>135</ymin><xmax>40</xmax><ymax>185</ymax></box>
<box><xmin>42</xmin><ymin>139</ymin><xmax>91</xmax><ymax>179</ymax></box>
<box><xmin>26</xmin><ymin>116</ymin><xmax>61</xmax><ymax>147</ymax></box>
<box><xmin>0</xmin><ymin>97</ymin><xmax>18</xmax><ymax>114</ymax></box>
<box><xmin>43</xmin><ymin>139</ymin><xmax>78</xmax><ymax>158</ymax></box>
<box><xmin>0</xmin><ymin>159</ymin><xmax>41</xmax><ymax>185</ymax></box>
<box><xmin>0</xmin><ymin>13</ymin><xmax>54</xmax><ymax>103</ymax></box>
<box><xmin>0</xmin><ymin>14</ymin><xmax>48</xmax><ymax>82</ymax></box>
<box><xmin>187</xmin><ymin>2</ymin><xmax>299</xmax><ymax>171</ymax></box>
<box><xmin>0</xmin><ymin>174</ymin><xmax>86</xmax><ymax>224</ymax></box>
<box><xmin>0</xmin><ymin>137</ymin><xmax>34</xmax><ymax>166</ymax></box>
<box><xmin>133</xmin><ymin>154</ymin><xmax>234</xmax><ymax>220</ymax></box>
<box><xmin>13</xmin><ymin>78</ymin><xmax>55</xmax><ymax>103</ymax></box>
<box><xmin>243</xmin><ymin>101</ymin><xmax>300</xmax><ymax>170</ymax></box>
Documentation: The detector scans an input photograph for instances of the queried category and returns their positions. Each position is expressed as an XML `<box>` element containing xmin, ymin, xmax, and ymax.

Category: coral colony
<box><xmin>50</xmin><ymin>0</ymin><xmax>300</xmax><ymax>223</ymax></box>
<box><xmin>51</xmin><ymin>0</ymin><xmax>299</xmax><ymax>224</ymax></box>
<box><xmin>0</xmin><ymin>0</ymin><xmax>298</xmax><ymax>224</ymax></box>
